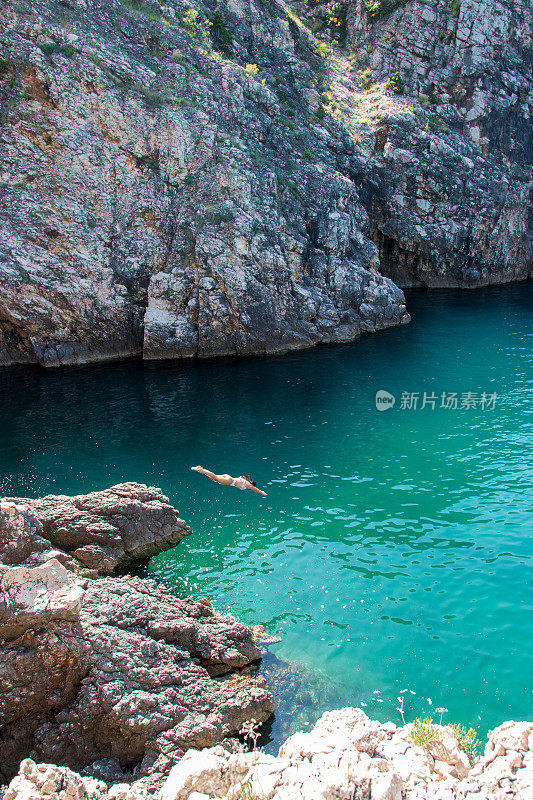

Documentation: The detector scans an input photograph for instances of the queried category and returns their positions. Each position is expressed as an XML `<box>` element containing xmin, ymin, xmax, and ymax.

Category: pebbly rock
<box><xmin>0</xmin><ymin>483</ymin><xmax>192</xmax><ymax>576</ymax></box>
<box><xmin>0</xmin><ymin>556</ymin><xmax>85</xmax><ymax>640</ymax></box>
<box><xmin>6</xmin><ymin>709</ymin><xmax>533</xmax><ymax>798</ymax></box>
<box><xmin>0</xmin><ymin>572</ymin><xmax>274</xmax><ymax>785</ymax></box>
<box><xmin>0</xmin><ymin>485</ymin><xmax>273</xmax><ymax>786</ymax></box>
<box><xmin>156</xmin><ymin>708</ymin><xmax>533</xmax><ymax>800</ymax></box>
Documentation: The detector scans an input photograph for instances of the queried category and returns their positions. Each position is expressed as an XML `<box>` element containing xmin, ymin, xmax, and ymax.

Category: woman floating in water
<box><xmin>191</xmin><ymin>466</ymin><xmax>267</xmax><ymax>496</ymax></box>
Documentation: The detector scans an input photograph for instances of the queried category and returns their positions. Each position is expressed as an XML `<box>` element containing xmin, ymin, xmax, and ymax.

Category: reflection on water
<box><xmin>0</xmin><ymin>282</ymin><xmax>532</xmax><ymax>750</ymax></box>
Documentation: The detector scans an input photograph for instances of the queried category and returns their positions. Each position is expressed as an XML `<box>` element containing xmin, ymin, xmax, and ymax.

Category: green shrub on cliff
<box><xmin>449</xmin><ymin>723</ymin><xmax>481</xmax><ymax>765</ymax></box>
<box><xmin>182</xmin><ymin>9</ymin><xmax>212</xmax><ymax>47</ymax></box>
<box><xmin>0</xmin><ymin>58</ymin><xmax>14</xmax><ymax>76</ymax></box>
<box><xmin>245</xmin><ymin>63</ymin><xmax>264</xmax><ymax>82</ymax></box>
<box><xmin>358</xmin><ymin>67</ymin><xmax>373</xmax><ymax>89</ymax></box>
<box><xmin>386</xmin><ymin>71</ymin><xmax>404</xmax><ymax>94</ymax></box>
<box><xmin>228</xmin><ymin>781</ymin><xmax>256</xmax><ymax>800</ymax></box>
<box><xmin>210</xmin><ymin>10</ymin><xmax>232</xmax><ymax>54</ymax></box>
<box><xmin>38</xmin><ymin>42</ymin><xmax>77</xmax><ymax>58</ymax></box>
<box><xmin>410</xmin><ymin>716</ymin><xmax>438</xmax><ymax>747</ymax></box>
<box><xmin>409</xmin><ymin>716</ymin><xmax>481</xmax><ymax>766</ymax></box>
<box><xmin>121</xmin><ymin>0</ymin><xmax>161</xmax><ymax>19</ymax></box>
<box><xmin>316</xmin><ymin>42</ymin><xmax>333</xmax><ymax>59</ymax></box>
<box><xmin>364</xmin><ymin>0</ymin><xmax>406</xmax><ymax>21</ymax></box>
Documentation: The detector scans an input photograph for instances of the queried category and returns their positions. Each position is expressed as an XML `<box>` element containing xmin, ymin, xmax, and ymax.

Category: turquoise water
<box><xmin>1</xmin><ymin>282</ymin><xmax>532</xmax><ymax>748</ymax></box>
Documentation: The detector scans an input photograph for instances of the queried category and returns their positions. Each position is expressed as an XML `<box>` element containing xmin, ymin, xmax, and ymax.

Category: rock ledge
<box><xmin>0</xmin><ymin>485</ymin><xmax>274</xmax><ymax>786</ymax></box>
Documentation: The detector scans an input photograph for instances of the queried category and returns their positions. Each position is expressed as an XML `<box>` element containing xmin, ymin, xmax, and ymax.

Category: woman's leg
<box><xmin>192</xmin><ymin>467</ymin><xmax>232</xmax><ymax>485</ymax></box>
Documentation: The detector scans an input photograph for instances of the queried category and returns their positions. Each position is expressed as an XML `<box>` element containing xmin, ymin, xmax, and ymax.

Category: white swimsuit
<box><xmin>230</xmin><ymin>477</ymin><xmax>247</xmax><ymax>490</ymax></box>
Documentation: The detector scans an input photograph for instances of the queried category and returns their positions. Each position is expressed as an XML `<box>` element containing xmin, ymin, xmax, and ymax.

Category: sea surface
<box><xmin>1</xmin><ymin>282</ymin><xmax>532</xmax><ymax>750</ymax></box>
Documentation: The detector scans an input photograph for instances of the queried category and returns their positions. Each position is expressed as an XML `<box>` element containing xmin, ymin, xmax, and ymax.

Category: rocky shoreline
<box><xmin>0</xmin><ymin>484</ymin><xmax>273</xmax><ymax>791</ymax></box>
<box><xmin>1</xmin><ymin>483</ymin><xmax>533</xmax><ymax>800</ymax></box>
<box><xmin>1</xmin><ymin>0</ymin><xmax>531</xmax><ymax>366</ymax></box>
<box><xmin>4</xmin><ymin>711</ymin><xmax>533</xmax><ymax>800</ymax></box>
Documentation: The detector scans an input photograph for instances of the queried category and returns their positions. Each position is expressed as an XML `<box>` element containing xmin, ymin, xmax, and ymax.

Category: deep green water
<box><xmin>1</xmin><ymin>282</ymin><xmax>532</xmax><ymax>750</ymax></box>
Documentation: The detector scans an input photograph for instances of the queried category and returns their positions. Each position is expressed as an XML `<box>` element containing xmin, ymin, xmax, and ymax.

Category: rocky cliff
<box><xmin>4</xmin><ymin>708</ymin><xmax>533</xmax><ymax>799</ymax></box>
<box><xmin>345</xmin><ymin>0</ymin><xmax>533</xmax><ymax>287</ymax></box>
<box><xmin>1</xmin><ymin>0</ymin><xmax>530</xmax><ymax>366</ymax></box>
<box><xmin>0</xmin><ymin>483</ymin><xmax>192</xmax><ymax>575</ymax></box>
<box><xmin>0</xmin><ymin>484</ymin><xmax>274</xmax><ymax>787</ymax></box>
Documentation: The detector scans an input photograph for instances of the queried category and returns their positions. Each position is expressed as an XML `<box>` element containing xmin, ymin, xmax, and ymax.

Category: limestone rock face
<box><xmin>157</xmin><ymin>709</ymin><xmax>533</xmax><ymax>800</ymax></box>
<box><xmin>1</xmin><ymin>483</ymin><xmax>192</xmax><ymax>576</ymax></box>
<box><xmin>3</xmin><ymin>701</ymin><xmax>533</xmax><ymax>799</ymax></box>
<box><xmin>0</xmin><ymin>486</ymin><xmax>273</xmax><ymax>786</ymax></box>
<box><xmin>0</xmin><ymin>0</ymin><xmax>412</xmax><ymax>367</ymax></box>
<box><xmin>345</xmin><ymin>0</ymin><xmax>532</xmax><ymax>287</ymax></box>
<box><xmin>3</xmin><ymin>759</ymin><xmax>108</xmax><ymax>800</ymax></box>
<box><xmin>0</xmin><ymin>501</ymin><xmax>50</xmax><ymax>565</ymax></box>
<box><xmin>0</xmin><ymin>0</ymin><xmax>531</xmax><ymax>364</ymax></box>
<box><xmin>0</xmin><ymin>573</ymin><xmax>273</xmax><ymax>785</ymax></box>
<box><xmin>0</xmin><ymin>556</ymin><xmax>85</xmax><ymax>639</ymax></box>
<box><xmin>1</xmin><ymin>0</ymin><xmax>530</xmax><ymax>364</ymax></box>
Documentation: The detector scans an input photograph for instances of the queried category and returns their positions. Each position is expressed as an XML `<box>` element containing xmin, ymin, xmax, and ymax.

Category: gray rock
<box><xmin>0</xmin><ymin>486</ymin><xmax>273</xmax><ymax>785</ymax></box>
<box><xmin>0</xmin><ymin>501</ymin><xmax>49</xmax><ymax>565</ymax></box>
<box><xmin>156</xmin><ymin>709</ymin><xmax>533</xmax><ymax>800</ymax></box>
<box><xmin>0</xmin><ymin>556</ymin><xmax>85</xmax><ymax>640</ymax></box>
<box><xmin>344</xmin><ymin>0</ymin><xmax>532</xmax><ymax>287</ymax></box>
<box><xmin>0</xmin><ymin>573</ymin><xmax>273</xmax><ymax>785</ymax></box>
<box><xmin>0</xmin><ymin>0</ymin><xmax>413</xmax><ymax>366</ymax></box>
<box><xmin>0</xmin><ymin>0</ymin><xmax>531</xmax><ymax>364</ymax></box>
<box><xmin>2</xmin><ymin>483</ymin><xmax>192</xmax><ymax>575</ymax></box>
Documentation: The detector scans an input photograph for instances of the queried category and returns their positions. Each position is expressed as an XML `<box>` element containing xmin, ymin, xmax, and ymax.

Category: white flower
<box><xmin>427</xmin><ymin>698</ymin><xmax>432</xmax><ymax>705</ymax></box>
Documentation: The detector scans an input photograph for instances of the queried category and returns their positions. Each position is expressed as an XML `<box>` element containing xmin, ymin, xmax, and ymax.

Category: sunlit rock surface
<box><xmin>1</xmin><ymin>0</ymin><xmax>530</xmax><ymax>364</ymax></box>
<box><xmin>5</xmin><ymin>709</ymin><xmax>533</xmax><ymax>799</ymax></box>
<box><xmin>342</xmin><ymin>0</ymin><xmax>532</xmax><ymax>287</ymax></box>
<box><xmin>0</xmin><ymin>0</ymin><xmax>414</xmax><ymax>366</ymax></box>
<box><xmin>0</xmin><ymin>483</ymin><xmax>191</xmax><ymax>576</ymax></box>
<box><xmin>0</xmin><ymin>485</ymin><xmax>273</xmax><ymax>786</ymax></box>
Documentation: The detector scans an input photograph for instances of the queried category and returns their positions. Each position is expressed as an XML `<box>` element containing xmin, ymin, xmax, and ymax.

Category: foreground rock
<box><xmin>0</xmin><ymin>486</ymin><xmax>274</xmax><ymax>785</ymax></box>
<box><xmin>5</xmin><ymin>709</ymin><xmax>533</xmax><ymax>799</ymax></box>
<box><xmin>157</xmin><ymin>708</ymin><xmax>533</xmax><ymax>800</ymax></box>
<box><xmin>0</xmin><ymin>483</ymin><xmax>191</xmax><ymax>576</ymax></box>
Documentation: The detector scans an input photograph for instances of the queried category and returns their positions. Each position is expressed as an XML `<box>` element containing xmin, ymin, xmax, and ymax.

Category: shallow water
<box><xmin>1</xmin><ymin>282</ymin><xmax>532</xmax><ymax>749</ymax></box>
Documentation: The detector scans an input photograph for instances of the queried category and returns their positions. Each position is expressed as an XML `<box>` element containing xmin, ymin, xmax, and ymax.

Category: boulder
<box><xmin>0</xmin><ymin>557</ymin><xmax>85</xmax><ymax>640</ymax></box>
<box><xmin>3</xmin><ymin>759</ymin><xmax>107</xmax><ymax>800</ymax></box>
<box><xmin>0</xmin><ymin>575</ymin><xmax>273</xmax><ymax>783</ymax></box>
<box><xmin>157</xmin><ymin>712</ymin><xmax>533</xmax><ymax>800</ymax></box>
<box><xmin>1</xmin><ymin>483</ymin><xmax>191</xmax><ymax>575</ymax></box>
<box><xmin>0</xmin><ymin>485</ymin><xmax>272</xmax><ymax>785</ymax></box>
<box><xmin>0</xmin><ymin>501</ymin><xmax>49</xmax><ymax>565</ymax></box>
<box><xmin>5</xmin><ymin>711</ymin><xmax>533</xmax><ymax>799</ymax></box>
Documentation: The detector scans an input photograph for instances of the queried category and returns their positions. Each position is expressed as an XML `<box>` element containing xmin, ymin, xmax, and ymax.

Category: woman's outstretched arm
<box><xmin>246</xmin><ymin>481</ymin><xmax>267</xmax><ymax>496</ymax></box>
